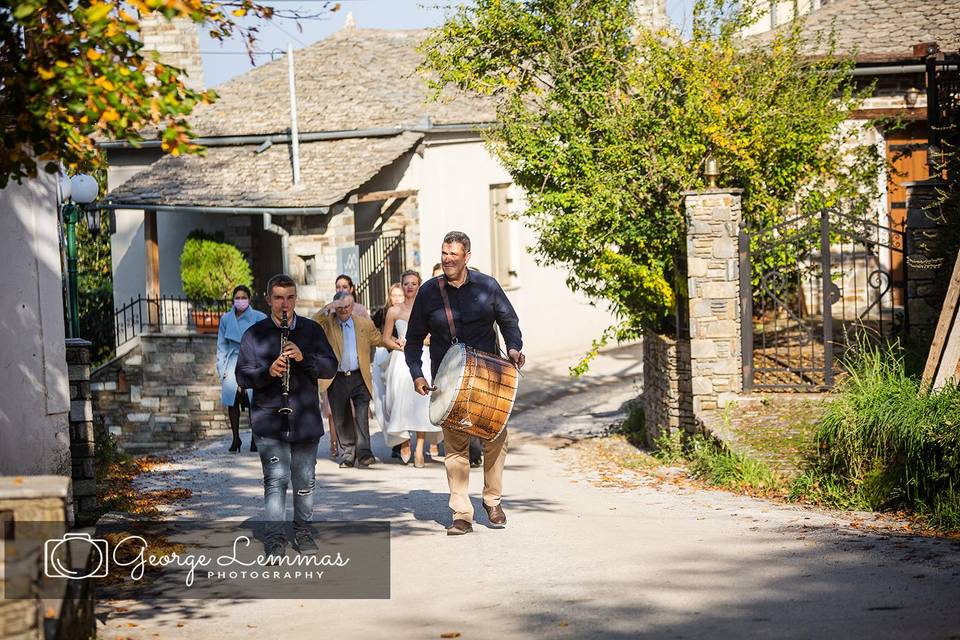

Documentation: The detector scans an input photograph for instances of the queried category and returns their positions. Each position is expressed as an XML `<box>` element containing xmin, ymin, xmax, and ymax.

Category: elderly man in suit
<box><xmin>315</xmin><ymin>291</ymin><xmax>383</xmax><ymax>468</ymax></box>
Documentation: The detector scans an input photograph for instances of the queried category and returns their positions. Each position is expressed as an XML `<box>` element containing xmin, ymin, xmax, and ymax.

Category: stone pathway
<box><xmin>97</xmin><ymin>344</ymin><xmax>960</xmax><ymax>639</ymax></box>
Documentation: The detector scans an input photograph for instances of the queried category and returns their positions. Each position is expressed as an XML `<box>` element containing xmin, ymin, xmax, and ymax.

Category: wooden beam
<box><xmin>922</xmin><ymin>246</ymin><xmax>960</xmax><ymax>388</ymax></box>
<box><xmin>144</xmin><ymin>209</ymin><xmax>160</xmax><ymax>329</ymax></box>
<box><xmin>351</xmin><ymin>189</ymin><xmax>417</xmax><ymax>204</ymax></box>
<box><xmin>850</xmin><ymin>107</ymin><xmax>928</xmax><ymax>121</ymax></box>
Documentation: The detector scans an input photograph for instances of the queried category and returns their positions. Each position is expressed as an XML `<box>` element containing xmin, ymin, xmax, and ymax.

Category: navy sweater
<box><xmin>236</xmin><ymin>314</ymin><xmax>337</xmax><ymax>442</ymax></box>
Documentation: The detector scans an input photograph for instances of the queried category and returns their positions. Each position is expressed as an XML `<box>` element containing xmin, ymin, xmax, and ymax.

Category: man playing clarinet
<box><xmin>236</xmin><ymin>274</ymin><xmax>338</xmax><ymax>558</ymax></box>
<box><xmin>405</xmin><ymin>231</ymin><xmax>525</xmax><ymax>535</ymax></box>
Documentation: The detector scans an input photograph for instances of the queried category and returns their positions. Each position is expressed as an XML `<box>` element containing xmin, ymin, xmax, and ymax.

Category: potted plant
<box><xmin>179</xmin><ymin>230</ymin><xmax>253</xmax><ymax>334</ymax></box>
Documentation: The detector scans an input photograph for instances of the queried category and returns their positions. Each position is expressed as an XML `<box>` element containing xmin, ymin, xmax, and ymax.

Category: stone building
<box><xmin>93</xmin><ymin>18</ymin><xmax>627</xmax><ymax>451</ymax></box>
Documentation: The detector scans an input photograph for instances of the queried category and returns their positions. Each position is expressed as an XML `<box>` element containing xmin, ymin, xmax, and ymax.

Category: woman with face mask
<box><xmin>217</xmin><ymin>285</ymin><xmax>268</xmax><ymax>452</ymax></box>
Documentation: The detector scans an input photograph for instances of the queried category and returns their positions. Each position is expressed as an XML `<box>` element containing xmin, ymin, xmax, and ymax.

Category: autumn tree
<box><xmin>1</xmin><ymin>0</ymin><xmax>337</xmax><ymax>186</ymax></box>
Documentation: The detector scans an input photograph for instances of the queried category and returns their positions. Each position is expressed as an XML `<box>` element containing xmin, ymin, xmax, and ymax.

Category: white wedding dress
<box><xmin>384</xmin><ymin>319</ymin><xmax>442</xmax><ymax>447</ymax></box>
<box><xmin>372</xmin><ymin>346</ymin><xmax>391</xmax><ymax>439</ymax></box>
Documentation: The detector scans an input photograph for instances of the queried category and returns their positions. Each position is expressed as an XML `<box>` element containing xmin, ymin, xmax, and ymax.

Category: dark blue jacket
<box><xmin>236</xmin><ymin>314</ymin><xmax>337</xmax><ymax>442</ymax></box>
<box><xmin>405</xmin><ymin>270</ymin><xmax>522</xmax><ymax>380</ymax></box>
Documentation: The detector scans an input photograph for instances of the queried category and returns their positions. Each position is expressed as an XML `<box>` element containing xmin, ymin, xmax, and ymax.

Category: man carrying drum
<box><xmin>405</xmin><ymin>231</ymin><xmax>525</xmax><ymax>536</ymax></box>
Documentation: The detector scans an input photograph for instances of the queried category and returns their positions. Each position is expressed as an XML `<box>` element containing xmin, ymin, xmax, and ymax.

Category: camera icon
<box><xmin>44</xmin><ymin>532</ymin><xmax>109</xmax><ymax>579</ymax></box>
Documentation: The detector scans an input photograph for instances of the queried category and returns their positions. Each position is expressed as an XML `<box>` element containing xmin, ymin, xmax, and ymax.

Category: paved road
<box><xmin>99</xmin><ymin>344</ymin><xmax>960</xmax><ymax>639</ymax></box>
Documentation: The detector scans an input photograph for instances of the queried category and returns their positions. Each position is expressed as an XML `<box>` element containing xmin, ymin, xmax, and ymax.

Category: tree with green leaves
<box><xmin>1</xmin><ymin>0</ymin><xmax>337</xmax><ymax>186</ymax></box>
<box><xmin>422</xmin><ymin>0</ymin><xmax>882</xmax><ymax>373</ymax></box>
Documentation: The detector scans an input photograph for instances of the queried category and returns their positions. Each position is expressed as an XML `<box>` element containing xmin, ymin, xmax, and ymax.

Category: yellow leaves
<box><xmin>231</xmin><ymin>8</ymin><xmax>247</xmax><ymax>17</ymax></box>
<box><xmin>95</xmin><ymin>76</ymin><xmax>116</xmax><ymax>91</ymax></box>
<box><xmin>85</xmin><ymin>1</ymin><xmax>113</xmax><ymax>24</ymax></box>
<box><xmin>38</xmin><ymin>67</ymin><xmax>54</xmax><ymax>80</ymax></box>
<box><xmin>55</xmin><ymin>61</ymin><xmax>69</xmax><ymax>69</ymax></box>
<box><xmin>100</xmin><ymin>108</ymin><xmax>120</xmax><ymax>124</ymax></box>
<box><xmin>86</xmin><ymin>49</ymin><xmax>102</xmax><ymax>62</ymax></box>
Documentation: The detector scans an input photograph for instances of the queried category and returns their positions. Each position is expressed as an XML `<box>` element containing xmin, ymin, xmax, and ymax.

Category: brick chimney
<box><xmin>139</xmin><ymin>14</ymin><xmax>205</xmax><ymax>91</ymax></box>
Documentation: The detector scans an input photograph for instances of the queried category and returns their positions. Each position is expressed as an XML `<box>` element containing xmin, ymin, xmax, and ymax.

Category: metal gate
<box><xmin>354</xmin><ymin>229</ymin><xmax>406</xmax><ymax>311</ymax></box>
<box><xmin>740</xmin><ymin>208</ymin><xmax>907</xmax><ymax>391</ymax></box>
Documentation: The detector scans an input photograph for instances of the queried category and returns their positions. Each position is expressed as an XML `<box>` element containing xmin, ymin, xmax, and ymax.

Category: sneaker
<box><xmin>339</xmin><ymin>458</ymin><xmax>355</xmax><ymax>468</ymax></box>
<box><xmin>263</xmin><ymin>538</ymin><xmax>287</xmax><ymax>564</ymax></box>
<box><xmin>294</xmin><ymin>529</ymin><xmax>319</xmax><ymax>555</ymax></box>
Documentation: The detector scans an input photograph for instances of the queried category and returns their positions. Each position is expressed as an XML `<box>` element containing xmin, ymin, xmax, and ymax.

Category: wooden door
<box><xmin>886</xmin><ymin>123</ymin><xmax>929</xmax><ymax>305</ymax></box>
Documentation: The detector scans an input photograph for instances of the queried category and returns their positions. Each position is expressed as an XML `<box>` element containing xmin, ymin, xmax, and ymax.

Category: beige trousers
<box><xmin>442</xmin><ymin>426</ymin><xmax>508</xmax><ymax>522</ymax></box>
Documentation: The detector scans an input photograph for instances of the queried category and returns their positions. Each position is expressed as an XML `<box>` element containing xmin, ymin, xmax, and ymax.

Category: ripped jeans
<box><xmin>253</xmin><ymin>434</ymin><xmax>320</xmax><ymax>540</ymax></box>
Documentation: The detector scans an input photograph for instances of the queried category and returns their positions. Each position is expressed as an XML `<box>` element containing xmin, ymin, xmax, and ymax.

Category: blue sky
<box><xmin>200</xmin><ymin>1</ymin><xmax>695</xmax><ymax>87</ymax></box>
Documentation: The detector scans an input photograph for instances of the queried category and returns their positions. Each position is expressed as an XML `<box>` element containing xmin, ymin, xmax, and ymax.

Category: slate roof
<box><xmin>189</xmin><ymin>28</ymin><xmax>496</xmax><ymax>137</ymax></box>
<box><xmin>107</xmin><ymin>28</ymin><xmax>496</xmax><ymax>209</ymax></box>
<box><xmin>748</xmin><ymin>0</ymin><xmax>960</xmax><ymax>61</ymax></box>
<box><xmin>107</xmin><ymin>132</ymin><xmax>423</xmax><ymax>209</ymax></box>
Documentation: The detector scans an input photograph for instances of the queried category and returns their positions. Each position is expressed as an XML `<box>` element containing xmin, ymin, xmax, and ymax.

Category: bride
<box><xmin>382</xmin><ymin>270</ymin><xmax>442</xmax><ymax>467</ymax></box>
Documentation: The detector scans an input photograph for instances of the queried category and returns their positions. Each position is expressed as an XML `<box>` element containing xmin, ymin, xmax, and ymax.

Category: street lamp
<box><xmin>703</xmin><ymin>154</ymin><xmax>719</xmax><ymax>189</ymax></box>
<box><xmin>61</xmin><ymin>173</ymin><xmax>99</xmax><ymax>338</ymax></box>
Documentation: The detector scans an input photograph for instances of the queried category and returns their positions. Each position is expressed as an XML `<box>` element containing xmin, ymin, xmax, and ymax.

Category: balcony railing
<box><xmin>113</xmin><ymin>295</ymin><xmax>238</xmax><ymax>347</ymax></box>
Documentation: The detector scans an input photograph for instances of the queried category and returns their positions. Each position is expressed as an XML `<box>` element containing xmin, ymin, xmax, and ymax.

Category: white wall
<box><xmin>108</xmin><ymin>152</ymin><xmax>238</xmax><ymax>308</ymax></box>
<box><xmin>0</xmin><ymin>173</ymin><xmax>71</xmax><ymax>475</ymax></box>
<box><xmin>415</xmin><ymin>133</ymin><xmax>616</xmax><ymax>361</ymax></box>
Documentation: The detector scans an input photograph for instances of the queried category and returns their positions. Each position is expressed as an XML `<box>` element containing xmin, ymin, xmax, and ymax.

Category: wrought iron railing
<box><xmin>355</xmin><ymin>229</ymin><xmax>407</xmax><ymax>310</ymax></box>
<box><xmin>113</xmin><ymin>295</ymin><xmax>236</xmax><ymax>347</ymax></box>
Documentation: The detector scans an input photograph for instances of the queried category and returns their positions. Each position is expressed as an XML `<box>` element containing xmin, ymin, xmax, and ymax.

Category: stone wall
<box><xmin>91</xmin><ymin>333</ymin><xmax>227</xmax><ymax>453</ymax></box>
<box><xmin>65</xmin><ymin>339</ymin><xmax>97</xmax><ymax>526</ymax></box>
<box><xmin>287</xmin><ymin>204</ymin><xmax>356</xmax><ymax>315</ymax></box>
<box><xmin>642</xmin><ymin>189</ymin><xmax>743</xmax><ymax>443</ymax></box>
<box><xmin>642</xmin><ymin>333</ymin><xmax>695</xmax><ymax>443</ymax></box>
<box><xmin>0</xmin><ymin>476</ymin><xmax>94</xmax><ymax>640</ymax></box>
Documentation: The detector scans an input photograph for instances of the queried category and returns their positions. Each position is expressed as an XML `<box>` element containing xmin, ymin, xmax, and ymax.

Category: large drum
<box><xmin>429</xmin><ymin>344</ymin><xmax>520</xmax><ymax>441</ymax></box>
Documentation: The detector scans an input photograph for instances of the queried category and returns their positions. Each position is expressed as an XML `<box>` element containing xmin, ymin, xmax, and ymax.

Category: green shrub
<box><xmin>652</xmin><ymin>428</ymin><xmax>685</xmax><ymax>465</ymax></box>
<box><xmin>616</xmin><ymin>402</ymin><xmax>646</xmax><ymax>447</ymax></box>
<box><xmin>686</xmin><ymin>435</ymin><xmax>781</xmax><ymax>493</ymax></box>
<box><xmin>806</xmin><ymin>343</ymin><xmax>960</xmax><ymax>529</ymax></box>
<box><xmin>179</xmin><ymin>230</ymin><xmax>252</xmax><ymax>300</ymax></box>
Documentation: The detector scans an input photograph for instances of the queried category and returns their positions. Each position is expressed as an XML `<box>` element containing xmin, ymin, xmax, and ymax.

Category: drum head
<box><xmin>429</xmin><ymin>344</ymin><xmax>466</xmax><ymax>426</ymax></box>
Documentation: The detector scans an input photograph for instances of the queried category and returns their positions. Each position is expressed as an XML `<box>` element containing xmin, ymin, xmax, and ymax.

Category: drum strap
<box><xmin>437</xmin><ymin>276</ymin><xmax>459</xmax><ymax>344</ymax></box>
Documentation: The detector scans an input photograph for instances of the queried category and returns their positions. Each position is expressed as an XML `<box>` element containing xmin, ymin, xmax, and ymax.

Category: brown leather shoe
<box><xmin>483</xmin><ymin>504</ymin><xmax>506</xmax><ymax>526</ymax></box>
<box><xmin>446</xmin><ymin>519</ymin><xmax>473</xmax><ymax>536</ymax></box>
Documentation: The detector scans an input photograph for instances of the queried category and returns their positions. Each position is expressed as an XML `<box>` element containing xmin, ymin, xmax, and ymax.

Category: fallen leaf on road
<box><xmin>559</xmin><ymin>621</ymin><xmax>570</xmax><ymax>627</ymax></box>
<box><xmin>127</xmin><ymin>623</ymin><xmax>138</xmax><ymax>627</ymax></box>
<box><xmin>13</xmin><ymin>477</ymin><xmax>23</xmax><ymax>485</ymax></box>
<box><xmin>441</xmin><ymin>633</ymin><xmax>461</xmax><ymax>638</ymax></box>
<box><xmin>176</xmin><ymin>623</ymin><xmax>185</xmax><ymax>628</ymax></box>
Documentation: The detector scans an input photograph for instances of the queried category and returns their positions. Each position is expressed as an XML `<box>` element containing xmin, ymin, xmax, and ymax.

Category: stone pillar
<box><xmin>65</xmin><ymin>339</ymin><xmax>97</xmax><ymax>525</ymax></box>
<box><xmin>905</xmin><ymin>179</ymin><xmax>950</xmax><ymax>348</ymax></box>
<box><xmin>683</xmin><ymin>189</ymin><xmax>744</xmax><ymax>413</ymax></box>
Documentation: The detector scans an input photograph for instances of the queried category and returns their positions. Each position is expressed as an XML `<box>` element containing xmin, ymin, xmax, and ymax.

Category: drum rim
<box><xmin>429</xmin><ymin>343</ymin><xmax>467</xmax><ymax>427</ymax></box>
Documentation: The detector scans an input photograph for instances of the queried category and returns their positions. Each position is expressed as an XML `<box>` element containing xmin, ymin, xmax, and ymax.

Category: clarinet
<box><xmin>279</xmin><ymin>311</ymin><xmax>293</xmax><ymax>416</ymax></box>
